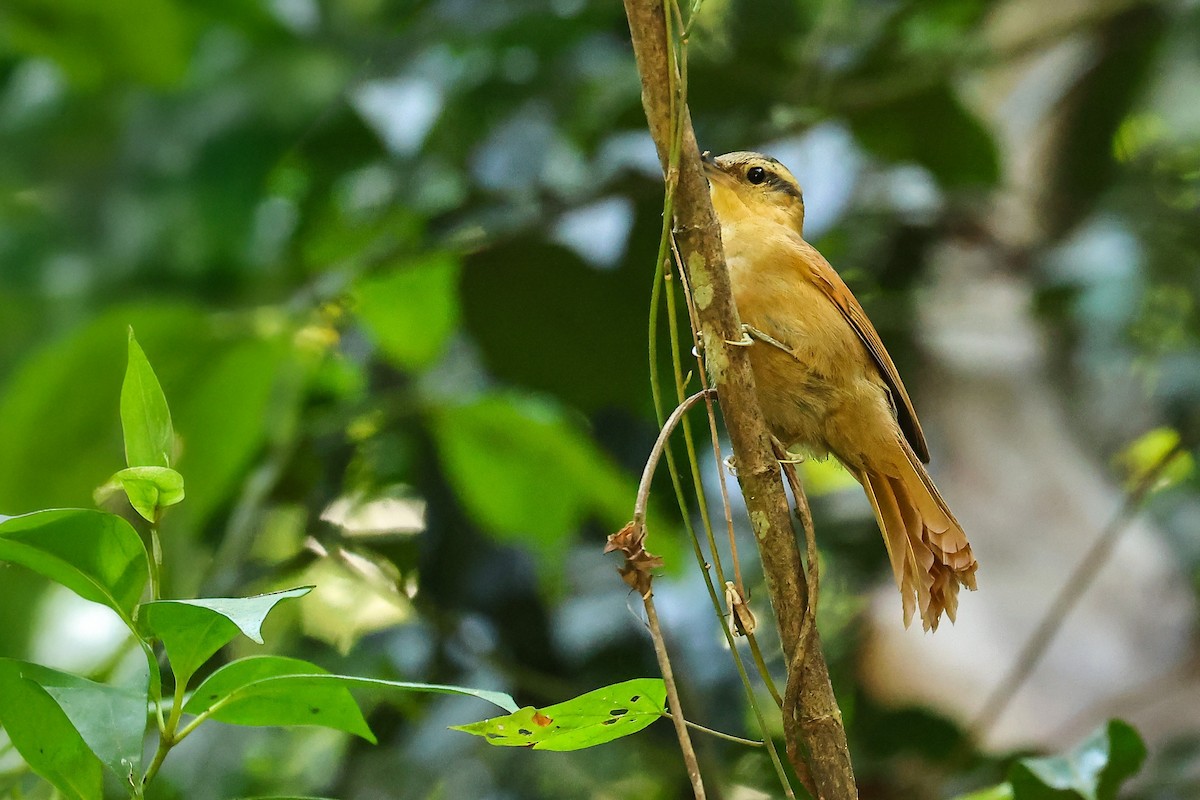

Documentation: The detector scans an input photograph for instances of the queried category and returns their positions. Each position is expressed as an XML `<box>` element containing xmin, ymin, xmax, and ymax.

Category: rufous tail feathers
<box><xmin>859</xmin><ymin>441</ymin><xmax>977</xmax><ymax>631</ymax></box>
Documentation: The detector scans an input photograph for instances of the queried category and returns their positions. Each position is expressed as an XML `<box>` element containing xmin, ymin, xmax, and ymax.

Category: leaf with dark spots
<box><xmin>451</xmin><ymin>679</ymin><xmax>666</xmax><ymax>751</ymax></box>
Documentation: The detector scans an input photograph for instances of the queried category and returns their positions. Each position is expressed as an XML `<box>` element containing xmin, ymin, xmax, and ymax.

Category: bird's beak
<box><xmin>700</xmin><ymin>151</ymin><xmax>734</xmax><ymax>193</ymax></box>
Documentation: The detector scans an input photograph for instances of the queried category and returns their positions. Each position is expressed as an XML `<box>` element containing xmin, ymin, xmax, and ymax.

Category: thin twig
<box><xmin>778</xmin><ymin>449</ymin><xmax>822</xmax><ymax>798</ymax></box>
<box><xmin>645</xmin><ymin>596</ymin><xmax>707</xmax><ymax>799</ymax></box>
<box><xmin>971</xmin><ymin>441</ymin><xmax>1188</xmax><ymax>737</ymax></box>
<box><xmin>672</xmin><ymin>240</ymin><xmax>748</xmax><ymax>598</ymax></box>
<box><xmin>634</xmin><ymin>389</ymin><xmax>717</xmax><ymax>528</ymax></box>
<box><xmin>746</xmin><ymin>633</ymin><xmax>784</xmax><ymax>709</ymax></box>
<box><xmin>678</xmin><ymin>716</ymin><xmax>765</xmax><ymax>747</ymax></box>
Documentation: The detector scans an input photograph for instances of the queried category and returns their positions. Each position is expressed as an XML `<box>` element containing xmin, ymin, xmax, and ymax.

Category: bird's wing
<box><xmin>802</xmin><ymin>242</ymin><xmax>931</xmax><ymax>463</ymax></box>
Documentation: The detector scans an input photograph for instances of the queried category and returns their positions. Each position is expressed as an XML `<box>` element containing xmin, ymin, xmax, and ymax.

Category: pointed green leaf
<box><xmin>122</xmin><ymin>329</ymin><xmax>175</xmax><ymax>469</ymax></box>
<box><xmin>183</xmin><ymin>656</ymin><xmax>375</xmax><ymax>742</ymax></box>
<box><xmin>452</xmin><ymin>678</ymin><xmax>666</xmax><ymax>751</ymax></box>
<box><xmin>182</xmin><ymin>657</ymin><xmax>518</xmax><ymax>741</ymax></box>
<box><xmin>354</xmin><ymin>254</ymin><xmax>461</xmax><ymax>370</ymax></box>
<box><xmin>17</xmin><ymin>661</ymin><xmax>147</xmax><ymax>779</ymax></box>
<box><xmin>289</xmin><ymin>675</ymin><xmax>519</xmax><ymax>713</ymax></box>
<box><xmin>0</xmin><ymin>510</ymin><xmax>148</xmax><ymax>621</ymax></box>
<box><xmin>1010</xmin><ymin>720</ymin><xmax>1147</xmax><ymax>800</ymax></box>
<box><xmin>109</xmin><ymin>466</ymin><xmax>185</xmax><ymax>522</ymax></box>
<box><xmin>141</xmin><ymin>587</ymin><xmax>312</xmax><ymax>688</ymax></box>
<box><xmin>0</xmin><ymin>660</ymin><xmax>104</xmax><ymax>800</ymax></box>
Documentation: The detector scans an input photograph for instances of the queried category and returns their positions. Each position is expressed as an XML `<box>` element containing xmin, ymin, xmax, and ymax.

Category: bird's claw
<box><xmin>725</xmin><ymin>331</ymin><xmax>754</xmax><ymax>347</ymax></box>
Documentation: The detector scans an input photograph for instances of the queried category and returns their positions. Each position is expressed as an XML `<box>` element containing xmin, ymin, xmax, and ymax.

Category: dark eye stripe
<box><xmin>765</xmin><ymin>173</ymin><xmax>803</xmax><ymax>201</ymax></box>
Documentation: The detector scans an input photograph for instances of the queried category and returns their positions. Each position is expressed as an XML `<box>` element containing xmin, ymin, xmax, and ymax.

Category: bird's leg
<box><xmin>770</xmin><ymin>435</ymin><xmax>805</xmax><ymax>465</ymax></box>
<box><xmin>739</xmin><ymin>323</ymin><xmax>794</xmax><ymax>354</ymax></box>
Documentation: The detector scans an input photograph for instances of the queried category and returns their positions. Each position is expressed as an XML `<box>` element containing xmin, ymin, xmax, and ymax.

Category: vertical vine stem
<box><xmin>645</xmin><ymin>596</ymin><xmax>707</xmax><ymax>799</ymax></box>
<box><xmin>622</xmin><ymin>0</ymin><xmax>858</xmax><ymax>796</ymax></box>
<box><xmin>622</xmin><ymin>387</ymin><xmax>792</xmax><ymax>799</ymax></box>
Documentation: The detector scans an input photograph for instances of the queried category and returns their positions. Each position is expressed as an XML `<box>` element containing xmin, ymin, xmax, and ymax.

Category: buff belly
<box><xmin>729</xmin><ymin>260</ymin><xmax>900</xmax><ymax>475</ymax></box>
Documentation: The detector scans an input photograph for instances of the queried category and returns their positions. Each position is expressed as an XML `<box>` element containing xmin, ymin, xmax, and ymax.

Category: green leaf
<box><xmin>354</xmin><ymin>254</ymin><xmax>461</xmax><ymax>370</ymax></box>
<box><xmin>15</xmin><ymin>661</ymin><xmax>147</xmax><ymax>779</ymax></box>
<box><xmin>108</xmin><ymin>466</ymin><xmax>185</xmax><ymax>522</ymax></box>
<box><xmin>0</xmin><ymin>306</ymin><xmax>292</xmax><ymax>531</ymax></box>
<box><xmin>0</xmin><ymin>509</ymin><xmax>148</xmax><ymax>622</ymax></box>
<box><xmin>0</xmin><ymin>660</ymin><xmax>104</xmax><ymax>800</ymax></box>
<box><xmin>1116</xmin><ymin>427</ymin><xmax>1193</xmax><ymax>494</ymax></box>
<box><xmin>183</xmin><ymin>656</ymin><xmax>375</xmax><ymax>742</ymax></box>
<box><xmin>430</xmin><ymin>393</ymin><xmax>633</xmax><ymax>558</ymax></box>
<box><xmin>452</xmin><ymin>678</ymin><xmax>666</xmax><ymax>751</ymax></box>
<box><xmin>313</xmin><ymin>676</ymin><xmax>519</xmax><ymax>714</ymax></box>
<box><xmin>849</xmin><ymin>85</ymin><xmax>999</xmax><ymax>188</ymax></box>
<box><xmin>3</xmin><ymin>0</ymin><xmax>192</xmax><ymax>88</ymax></box>
<box><xmin>1010</xmin><ymin>720</ymin><xmax>1147</xmax><ymax>800</ymax></box>
<box><xmin>141</xmin><ymin>587</ymin><xmax>313</xmax><ymax>688</ymax></box>
<box><xmin>122</xmin><ymin>329</ymin><xmax>175</xmax><ymax>469</ymax></box>
<box><xmin>183</xmin><ymin>656</ymin><xmax>519</xmax><ymax>740</ymax></box>
<box><xmin>955</xmin><ymin>784</ymin><xmax>1015</xmax><ymax>800</ymax></box>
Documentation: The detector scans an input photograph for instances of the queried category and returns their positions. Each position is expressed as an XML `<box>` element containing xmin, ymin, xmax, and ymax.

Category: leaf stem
<box><xmin>148</xmin><ymin>524</ymin><xmax>163</xmax><ymax>601</ymax></box>
<box><xmin>676</xmin><ymin>716</ymin><xmax>764</xmax><ymax>747</ymax></box>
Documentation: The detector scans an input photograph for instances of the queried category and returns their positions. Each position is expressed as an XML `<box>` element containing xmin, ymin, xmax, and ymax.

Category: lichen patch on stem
<box><xmin>688</xmin><ymin>253</ymin><xmax>713</xmax><ymax>309</ymax></box>
<box><xmin>750</xmin><ymin>510</ymin><xmax>770</xmax><ymax>541</ymax></box>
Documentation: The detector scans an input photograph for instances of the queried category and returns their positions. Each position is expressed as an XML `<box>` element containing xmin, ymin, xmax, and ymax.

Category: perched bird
<box><xmin>701</xmin><ymin>150</ymin><xmax>977</xmax><ymax>631</ymax></box>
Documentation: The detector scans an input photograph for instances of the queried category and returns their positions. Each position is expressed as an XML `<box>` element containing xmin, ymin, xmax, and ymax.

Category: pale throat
<box><xmin>709</xmin><ymin>186</ymin><xmax>802</xmax><ymax>236</ymax></box>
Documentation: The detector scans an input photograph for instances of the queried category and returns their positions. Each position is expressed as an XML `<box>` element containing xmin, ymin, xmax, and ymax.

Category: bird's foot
<box><xmin>724</xmin><ymin>329</ymin><xmax>753</xmax><ymax>347</ymax></box>
<box><xmin>741</xmin><ymin>324</ymin><xmax>793</xmax><ymax>354</ymax></box>
<box><xmin>769</xmin><ymin>435</ymin><xmax>805</xmax><ymax>464</ymax></box>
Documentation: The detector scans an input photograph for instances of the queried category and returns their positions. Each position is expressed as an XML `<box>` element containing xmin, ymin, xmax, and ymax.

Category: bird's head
<box><xmin>701</xmin><ymin>151</ymin><xmax>805</xmax><ymax>235</ymax></box>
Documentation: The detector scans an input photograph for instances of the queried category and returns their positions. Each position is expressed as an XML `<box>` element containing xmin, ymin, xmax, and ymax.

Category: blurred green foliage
<box><xmin>2</xmin><ymin>0</ymin><xmax>1199</xmax><ymax>797</ymax></box>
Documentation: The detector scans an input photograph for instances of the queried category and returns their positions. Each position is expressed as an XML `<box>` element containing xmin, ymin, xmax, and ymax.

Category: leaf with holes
<box><xmin>452</xmin><ymin>678</ymin><xmax>666</xmax><ymax>751</ymax></box>
<box><xmin>141</xmin><ymin>587</ymin><xmax>312</xmax><ymax>689</ymax></box>
<box><xmin>0</xmin><ymin>509</ymin><xmax>147</xmax><ymax>622</ymax></box>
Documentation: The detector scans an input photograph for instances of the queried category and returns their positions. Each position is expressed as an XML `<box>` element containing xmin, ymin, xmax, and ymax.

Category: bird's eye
<box><xmin>746</xmin><ymin>166</ymin><xmax>768</xmax><ymax>185</ymax></box>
